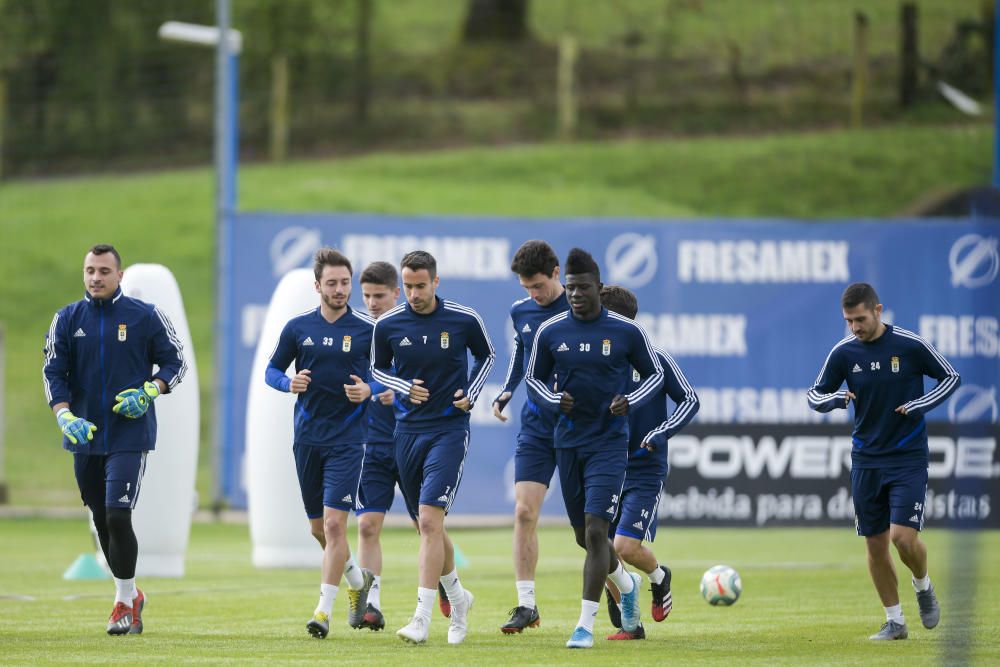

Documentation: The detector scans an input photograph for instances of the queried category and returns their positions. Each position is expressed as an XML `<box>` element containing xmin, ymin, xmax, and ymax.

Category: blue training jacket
<box><xmin>807</xmin><ymin>324</ymin><xmax>960</xmax><ymax>469</ymax></box>
<box><xmin>43</xmin><ymin>287</ymin><xmax>187</xmax><ymax>454</ymax></box>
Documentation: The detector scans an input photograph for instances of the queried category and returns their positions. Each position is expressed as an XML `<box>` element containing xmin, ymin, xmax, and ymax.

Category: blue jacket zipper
<box><xmin>100</xmin><ymin>304</ymin><xmax>107</xmax><ymax>452</ymax></box>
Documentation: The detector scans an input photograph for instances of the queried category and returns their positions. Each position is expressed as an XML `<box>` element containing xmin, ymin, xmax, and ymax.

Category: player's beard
<box><xmin>322</xmin><ymin>292</ymin><xmax>347</xmax><ymax>313</ymax></box>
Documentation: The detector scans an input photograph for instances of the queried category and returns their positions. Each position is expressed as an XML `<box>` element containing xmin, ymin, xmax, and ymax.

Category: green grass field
<box><xmin>0</xmin><ymin>124</ymin><xmax>991</xmax><ymax>508</ymax></box>
<box><xmin>1</xmin><ymin>520</ymin><xmax>997</xmax><ymax>665</ymax></box>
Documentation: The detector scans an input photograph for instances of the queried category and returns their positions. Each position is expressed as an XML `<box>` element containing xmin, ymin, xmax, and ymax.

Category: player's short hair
<box><xmin>510</xmin><ymin>240</ymin><xmax>559</xmax><ymax>278</ymax></box>
<box><xmin>564</xmin><ymin>247</ymin><xmax>600</xmax><ymax>282</ymax></box>
<box><xmin>841</xmin><ymin>282</ymin><xmax>879</xmax><ymax>311</ymax></box>
<box><xmin>359</xmin><ymin>261</ymin><xmax>398</xmax><ymax>287</ymax></box>
<box><xmin>313</xmin><ymin>247</ymin><xmax>352</xmax><ymax>281</ymax></box>
<box><xmin>88</xmin><ymin>244</ymin><xmax>121</xmax><ymax>268</ymax></box>
<box><xmin>600</xmin><ymin>285</ymin><xmax>638</xmax><ymax>319</ymax></box>
<box><xmin>400</xmin><ymin>250</ymin><xmax>437</xmax><ymax>280</ymax></box>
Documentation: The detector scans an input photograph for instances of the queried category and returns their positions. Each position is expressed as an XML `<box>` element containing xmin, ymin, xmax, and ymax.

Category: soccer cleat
<box><xmin>500</xmin><ymin>605</ymin><xmax>540</xmax><ymax>634</ymax></box>
<box><xmin>607</xmin><ymin>623</ymin><xmax>645</xmax><ymax>640</ymax></box>
<box><xmin>447</xmin><ymin>589</ymin><xmax>474</xmax><ymax>644</ymax></box>
<box><xmin>650</xmin><ymin>565</ymin><xmax>673</xmax><ymax>622</ymax></box>
<box><xmin>347</xmin><ymin>569</ymin><xmax>375</xmax><ymax>628</ymax></box>
<box><xmin>869</xmin><ymin>620</ymin><xmax>908</xmax><ymax>640</ymax></box>
<box><xmin>396</xmin><ymin>615</ymin><xmax>430</xmax><ymax>644</ymax></box>
<box><xmin>916</xmin><ymin>584</ymin><xmax>940</xmax><ymax>629</ymax></box>
<box><xmin>360</xmin><ymin>603</ymin><xmax>385</xmax><ymax>631</ymax></box>
<box><xmin>605</xmin><ymin>585</ymin><xmax>622</xmax><ymax>629</ymax></box>
<box><xmin>565</xmin><ymin>626</ymin><xmax>594</xmax><ymax>648</ymax></box>
<box><xmin>438</xmin><ymin>582</ymin><xmax>451</xmax><ymax>618</ymax></box>
<box><xmin>106</xmin><ymin>601</ymin><xmax>133</xmax><ymax>636</ymax></box>
<box><xmin>307</xmin><ymin>611</ymin><xmax>330</xmax><ymax>639</ymax></box>
<box><xmin>619</xmin><ymin>572</ymin><xmax>642</xmax><ymax>632</ymax></box>
<box><xmin>128</xmin><ymin>588</ymin><xmax>145</xmax><ymax>635</ymax></box>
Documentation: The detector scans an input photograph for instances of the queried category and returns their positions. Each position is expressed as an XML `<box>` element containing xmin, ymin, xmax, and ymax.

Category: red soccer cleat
<box><xmin>107</xmin><ymin>601</ymin><xmax>133</xmax><ymax>636</ymax></box>
<box><xmin>129</xmin><ymin>588</ymin><xmax>145</xmax><ymax>634</ymax></box>
<box><xmin>607</xmin><ymin>624</ymin><xmax>646</xmax><ymax>640</ymax></box>
<box><xmin>438</xmin><ymin>582</ymin><xmax>451</xmax><ymax>618</ymax></box>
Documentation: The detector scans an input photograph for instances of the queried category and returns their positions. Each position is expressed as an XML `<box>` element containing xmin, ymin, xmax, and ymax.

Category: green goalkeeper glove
<box><xmin>56</xmin><ymin>409</ymin><xmax>97</xmax><ymax>445</ymax></box>
<box><xmin>112</xmin><ymin>381</ymin><xmax>160</xmax><ymax>419</ymax></box>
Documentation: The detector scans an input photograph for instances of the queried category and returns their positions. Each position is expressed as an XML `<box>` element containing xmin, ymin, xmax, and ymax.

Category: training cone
<box><xmin>63</xmin><ymin>553</ymin><xmax>110</xmax><ymax>580</ymax></box>
<box><xmin>453</xmin><ymin>544</ymin><xmax>470</xmax><ymax>569</ymax></box>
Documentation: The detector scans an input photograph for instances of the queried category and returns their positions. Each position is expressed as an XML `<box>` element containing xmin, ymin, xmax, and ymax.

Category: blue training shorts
<box><xmin>851</xmin><ymin>465</ymin><xmax>928</xmax><ymax>537</ymax></box>
<box><xmin>555</xmin><ymin>439</ymin><xmax>628</xmax><ymax>527</ymax></box>
<box><xmin>73</xmin><ymin>451</ymin><xmax>148</xmax><ymax>510</ymax></box>
<box><xmin>612</xmin><ymin>476</ymin><xmax>664</xmax><ymax>542</ymax></box>
<box><xmin>293</xmin><ymin>442</ymin><xmax>365</xmax><ymax>518</ymax></box>
<box><xmin>356</xmin><ymin>441</ymin><xmax>404</xmax><ymax>515</ymax></box>
<box><xmin>395</xmin><ymin>429</ymin><xmax>469</xmax><ymax>521</ymax></box>
<box><xmin>513</xmin><ymin>433</ymin><xmax>557</xmax><ymax>486</ymax></box>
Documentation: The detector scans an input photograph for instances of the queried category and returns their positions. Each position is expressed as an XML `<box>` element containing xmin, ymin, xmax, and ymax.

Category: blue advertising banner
<box><xmin>222</xmin><ymin>214</ymin><xmax>1000</xmax><ymax>517</ymax></box>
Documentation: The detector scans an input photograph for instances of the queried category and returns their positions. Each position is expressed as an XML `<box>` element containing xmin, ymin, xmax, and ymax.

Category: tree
<box><xmin>462</xmin><ymin>0</ymin><xmax>530</xmax><ymax>42</ymax></box>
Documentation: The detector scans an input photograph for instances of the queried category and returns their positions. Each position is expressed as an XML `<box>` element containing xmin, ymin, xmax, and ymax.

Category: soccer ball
<box><xmin>700</xmin><ymin>565</ymin><xmax>742</xmax><ymax>606</ymax></box>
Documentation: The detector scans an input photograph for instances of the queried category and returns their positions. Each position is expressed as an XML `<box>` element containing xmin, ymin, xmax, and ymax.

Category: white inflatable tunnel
<box><xmin>120</xmin><ymin>263</ymin><xmax>200</xmax><ymax>577</ymax></box>
<box><xmin>246</xmin><ymin>269</ymin><xmax>323</xmax><ymax>568</ymax></box>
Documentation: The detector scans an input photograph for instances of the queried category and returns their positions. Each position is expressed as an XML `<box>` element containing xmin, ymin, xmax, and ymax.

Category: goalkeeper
<box><xmin>42</xmin><ymin>244</ymin><xmax>187</xmax><ymax>636</ymax></box>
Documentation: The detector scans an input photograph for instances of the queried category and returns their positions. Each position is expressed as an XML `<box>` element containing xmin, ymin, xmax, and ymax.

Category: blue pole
<box><xmin>215</xmin><ymin>0</ymin><xmax>238</xmax><ymax>506</ymax></box>
<box><xmin>994</xmin><ymin>0</ymin><xmax>999</xmax><ymax>188</ymax></box>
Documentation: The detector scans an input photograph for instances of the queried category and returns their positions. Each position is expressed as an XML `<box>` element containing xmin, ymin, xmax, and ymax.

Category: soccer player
<box><xmin>807</xmin><ymin>282</ymin><xmax>959</xmax><ymax>641</ymax></box>
<box><xmin>265</xmin><ymin>247</ymin><xmax>375</xmax><ymax>639</ymax></box>
<box><xmin>42</xmin><ymin>244</ymin><xmax>187</xmax><ymax>635</ymax></box>
<box><xmin>525</xmin><ymin>248</ymin><xmax>664</xmax><ymax>649</ymax></box>
<box><xmin>491</xmin><ymin>240</ymin><xmax>568</xmax><ymax>634</ymax></box>
<box><xmin>370</xmin><ymin>250</ymin><xmax>495</xmax><ymax>645</ymax></box>
<box><xmin>599</xmin><ymin>285</ymin><xmax>699</xmax><ymax>640</ymax></box>
<box><xmin>353</xmin><ymin>260</ymin><xmax>421</xmax><ymax>630</ymax></box>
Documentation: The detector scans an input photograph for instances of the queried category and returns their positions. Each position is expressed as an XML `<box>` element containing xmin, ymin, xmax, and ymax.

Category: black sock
<box><xmin>105</xmin><ymin>507</ymin><xmax>138</xmax><ymax>579</ymax></box>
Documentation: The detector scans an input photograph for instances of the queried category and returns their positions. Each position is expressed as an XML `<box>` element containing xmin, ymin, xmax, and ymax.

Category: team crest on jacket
<box><xmin>602</xmin><ymin>339</ymin><xmax>611</xmax><ymax>356</ymax></box>
<box><xmin>118</xmin><ymin>324</ymin><xmax>127</xmax><ymax>342</ymax></box>
<box><xmin>632</xmin><ymin>369</ymin><xmax>640</xmax><ymax>382</ymax></box>
<box><xmin>441</xmin><ymin>332</ymin><xmax>450</xmax><ymax>349</ymax></box>
<box><xmin>891</xmin><ymin>356</ymin><xmax>900</xmax><ymax>373</ymax></box>
<box><xmin>342</xmin><ymin>335</ymin><xmax>352</xmax><ymax>352</ymax></box>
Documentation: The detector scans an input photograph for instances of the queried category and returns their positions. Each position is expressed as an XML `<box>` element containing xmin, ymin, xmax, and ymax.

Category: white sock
<box><xmin>577</xmin><ymin>599</ymin><xmax>600</xmax><ymax>632</ymax></box>
<box><xmin>607</xmin><ymin>561</ymin><xmax>634</xmax><ymax>595</ymax></box>
<box><xmin>415</xmin><ymin>586</ymin><xmax>435</xmax><ymax>621</ymax></box>
<box><xmin>343</xmin><ymin>554</ymin><xmax>364</xmax><ymax>589</ymax></box>
<box><xmin>114</xmin><ymin>577</ymin><xmax>136</xmax><ymax>605</ymax></box>
<box><xmin>648</xmin><ymin>565</ymin><xmax>665</xmax><ymax>585</ymax></box>
<box><xmin>516</xmin><ymin>580</ymin><xmax>536</xmax><ymax>608</ymax></box>
<box><xmin>440</xmin><ymin>568</ymin><xmax>466</xmax><ymax>607</ymax></box>
<box><xmin>368</xmin><ymin>575</ymin><xmax>382</xmax><ymax>609</ymax></box>
<box><xmin>912</xmin><ymin>574</ymin><xmax>931</xmax><ymax>592</ymax></box>
<box><xmin>885</xmin><ymin>603</ymin><xmax>904</xmax><ymax>624</ymax></box>
<box><xmin>317</xmin><ymin>583</ymin><xmax>338</xmax><ymax>616</ymax></box>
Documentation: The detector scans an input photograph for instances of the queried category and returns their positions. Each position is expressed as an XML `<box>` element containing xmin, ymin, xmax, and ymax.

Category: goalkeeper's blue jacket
<box><xmin>43</xmin><ymin>287</ymin><xmax>188</xmax><ymax>454</ymax></box>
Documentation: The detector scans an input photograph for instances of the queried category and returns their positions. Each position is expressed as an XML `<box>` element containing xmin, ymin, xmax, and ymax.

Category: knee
<box><xmin>583</xmin><ymin>523</ymin><xmax>607</xmax><ymax>551</ymax></box>
<box><xmin>891</xmin><ymin>529</ymin><xmax>917</xmax><ymax>552</ymax></box>
<box><xmin>105</xmin><ymin>507</ymin><xmax>132</xmax><ymax>534</ymax></box>
<box><xmin>358</xmin><ymin>517</ymin><xmax>380</xmax><ymax>542</ymax></box>
<box><xmin>417</xmin><ymin>514</ymin><xmax>442</xmax><ymax>538</ymax></box>
<box><xmin>514</xmin><ymin>501</ymin><xmax>539</xmax><ymax>528</ymax></box>
<box><xmin>613</xmin><ymin>537</ymin><xmax>636</xmax><ymax>562</ymax></box>
<box><xmin>323</xmin><ymin>516</ymin><xmax>346</xmax><ymax>542</ymax></box>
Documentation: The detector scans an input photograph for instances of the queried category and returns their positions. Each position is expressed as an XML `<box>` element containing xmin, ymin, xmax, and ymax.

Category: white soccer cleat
<box><xmin>396</xmin><ymin>615</ymin><xmax>430</xmax><ymax>644</ymax></box>
<box><xmin>447</xmin><ymin>590</ymin><xmax>474</xmax><ymax>644</ymax></box>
